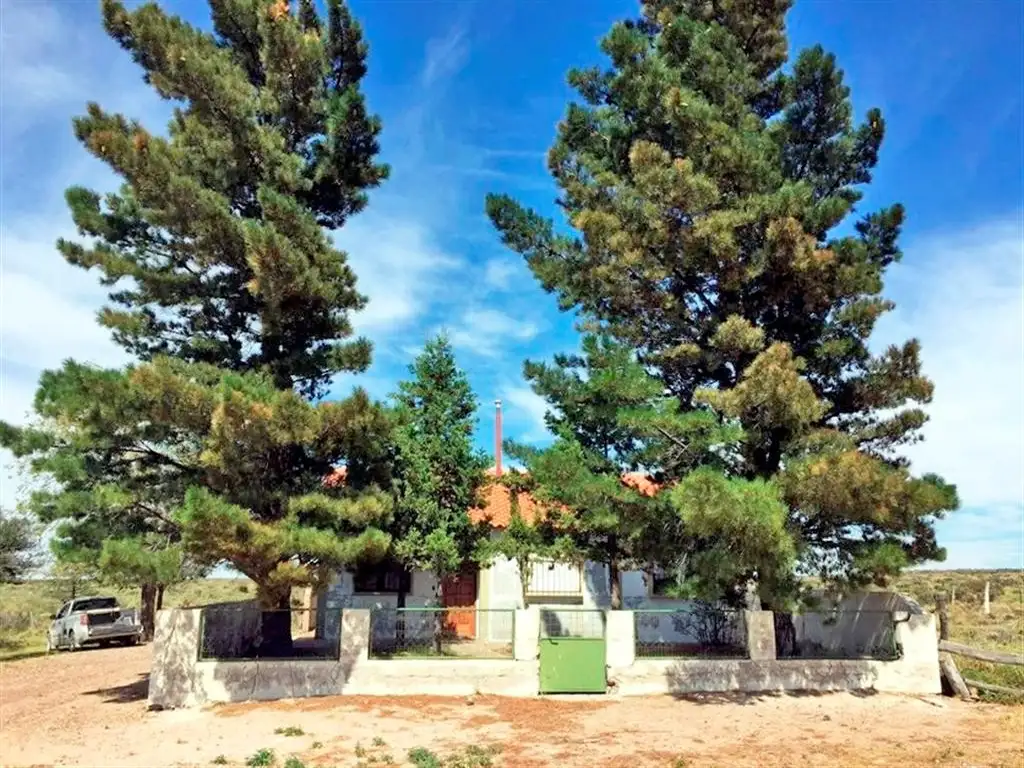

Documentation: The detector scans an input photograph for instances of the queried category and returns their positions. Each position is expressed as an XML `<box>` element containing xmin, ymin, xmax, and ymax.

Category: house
<box><xmin>316</xmin><ymin>400</ymin><xmax>693</xmax><ymax>645</ymax></box>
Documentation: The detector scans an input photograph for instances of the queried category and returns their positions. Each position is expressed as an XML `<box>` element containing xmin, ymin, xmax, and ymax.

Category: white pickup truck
<box><xmin>46</xmin><ymin>596</ymin><xmax>143</xmax><ymax>652</ymax></box>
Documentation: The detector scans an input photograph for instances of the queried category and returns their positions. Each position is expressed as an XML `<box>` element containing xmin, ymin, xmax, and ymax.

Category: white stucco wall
<box><xmin>784</xmin><ymin>592</ymin><xmax>922</xmax><ymax>658</ymax></box>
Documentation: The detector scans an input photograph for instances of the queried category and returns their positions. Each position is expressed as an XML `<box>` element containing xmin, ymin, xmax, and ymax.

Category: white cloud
<box><xmin>483</xmin><ymin>258</ymin><xmax>520</xmax><ymax>290</ymax></box>
<box><xmin>420</xmin><ymin>25</ymin><xmax>469</xmax><ymax>88</ymax></box>
<box><xmin>447</xmin><ymin>307</ymin><xmax>539</xmax><ymax>357</ymax></box>
<box><xmin>878</xmin><ymin>217</ymin><xmax>1023</xmax><ymax>510</ymax></box>
<box><xmin>502</xmin><ymin>383</ymin><xmax>552</xmax><ymax>443</ymax></box>
<box><xmin>340</xmin><ymin>217</ymin><xmax>460</xmax><ymax>334</ymax></box>
<box><xmin>875</xmin><ymin>216</ymin><xmax>1024</xmax><ymax>567</ymax></box>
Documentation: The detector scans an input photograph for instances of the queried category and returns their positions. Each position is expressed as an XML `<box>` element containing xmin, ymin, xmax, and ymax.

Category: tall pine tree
<box><xmin>487</xmin><ymin>0</ymin><xmax>957</xmax><ymax>595</ymax></box>
<box><xmin>509</xmin><ymin>333</ymin><xmax>792</xmax><ymax>607</ymax></box>
<box><xmin>390</xmin><ymin>335</ymin><xmax>489</xmax><ymax>642</ymax></box>
<box><xmin>1</xmin><ymin>0</ymin><xmax>392</xmax><ymax>651</ymax></box>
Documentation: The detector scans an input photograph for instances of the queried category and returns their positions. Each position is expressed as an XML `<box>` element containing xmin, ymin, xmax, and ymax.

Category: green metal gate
<box><xmin>538</xmin><ymin>609</ymin><xmax>606</xmax><ymax>694</ymax></box>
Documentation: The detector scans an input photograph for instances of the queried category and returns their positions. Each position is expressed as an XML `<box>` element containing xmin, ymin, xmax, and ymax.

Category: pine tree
<box><xmin>0</xmin><ymin>0</ymin><xmax>392</xmax><ymax>651</ymax></box>
<box><xmin>0</xmin><ymin>511</ymin><xmax>39</xmax><ymax>583</ymax></box>
<box><xmin>509</xmin><ymin>334</ymin><xmax>791</xmax><ymax>607</ymax></box>
<box><xmin>487</xmin><ymin>0</ymin><xmax>957</xmax><ymax>595</ymax></box>
<box><xmin>390</xmin><ymin>336</ymin><xmax>489</xmax><ymax>650</ymax></box>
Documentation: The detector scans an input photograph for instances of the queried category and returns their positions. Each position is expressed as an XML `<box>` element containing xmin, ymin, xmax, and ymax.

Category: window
<box><xmin>71</xmin><ymin>597</ymin><xmax>118</xmax><ymax>612</ymax></box>
<box><xmin>648</xmin><ymin>564</ymin><xmax>686</xmax><ymax>599</ymax></box>
<box><xmin>55</xmin><ymin>603</ymin><xmax>70</xmax><ymax>620</ymax></box>
<box><xmin>525</xmin><ymin>560</ymin><xmax>582</xmax><ymax>597</ymax></box>
<box><xmin>353</xmin><ymin>562</ymin><xmax>411</xmax><ymax>594</ymax></box>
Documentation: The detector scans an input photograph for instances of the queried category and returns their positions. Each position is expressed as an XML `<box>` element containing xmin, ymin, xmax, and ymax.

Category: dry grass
<box><xmin>0</xmin><ymin>577</ymin><xmax>255</xmax><ymax>660</ymax></box>
<box><xmin>894</xmin><ymin>569</ymin><xmax>1024</xmax><ymax>703</ymax></box>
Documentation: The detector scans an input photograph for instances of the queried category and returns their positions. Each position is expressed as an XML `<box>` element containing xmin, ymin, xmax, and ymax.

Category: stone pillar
<box><xmin>743</xmin><ymin>610</ymin><xmax>776</xmax><ymax>661</ymax></box>
<box><xmin>341</xmin><ymin>608</ymin><xmax>370</xmax><ymax>662</ymax></box>
<box><xmin>605</xmin><ymin>609</ymin><xmax>636</xmax><ymax>667</ymax></box>
<box><xmin>514</xmin><ymin>606</ymin><xmax>539</xmax><ymax>661</ymax></box>
<box><xmin>148</xmin><ymin>608</ymin><xmax>203</xmax><ymax>709</ymax></box>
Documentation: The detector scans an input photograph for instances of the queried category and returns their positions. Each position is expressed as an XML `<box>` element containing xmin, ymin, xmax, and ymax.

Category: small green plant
<box><xmin>212</xmin><ymin>757</ymin><xmax>228</xmax><ymax>766</ymax></box>
<box><xmin>274</xmin><ymin>726</ymin><xmax>305</xmax><ymax>737</ymax></box>
<box><xmin>245</xmin><ymin>748</ymin><xmax>275</xmax><ymax>768</ymax></box>
<box><xmin>408</xmin><ymin>747</ymin><xmax>442</xmax><ymax>768</ymax></box>
<box><xmin>671</xmin><ymin>758</ymin><xmax>690</xmax><ymax>768</ymax></box>
<box><xmin>283</xmin><ymin>758</ymin><xmax>306</xmax><ymax>768</ymax></box>
<box><xmin>447</xmin><ymin>744</ymin><xmax>502</xmax><ymax>768</ymax></box>
<box><xmin>311</xmin><ymin>741</ymin><xmax>323</xmax><ymax>749</ymax></box>
<box><xmin>355</xmin><ymin>743</ymin><xmax>367</xmax><ymax>758</ymax></box>
<box><xmin>372</xmin><ymin>736</ymin><xmax>387</xmax><ymax>747</ymax></box>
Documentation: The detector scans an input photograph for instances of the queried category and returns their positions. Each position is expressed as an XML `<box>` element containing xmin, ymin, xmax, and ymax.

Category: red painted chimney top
<box><xmin>494</xmin><ymin>399</ymin><xmax>503</xmax><ymax>476</ymax></box>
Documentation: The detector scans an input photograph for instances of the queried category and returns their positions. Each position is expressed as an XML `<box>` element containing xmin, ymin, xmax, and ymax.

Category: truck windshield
<box><xmin>73</xmin><ymin>598</ymin><xmax>118</xmax><ymax>611</ymax></box>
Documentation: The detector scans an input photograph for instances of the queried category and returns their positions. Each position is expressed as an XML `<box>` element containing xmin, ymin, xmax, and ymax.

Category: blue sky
<box><xmin>1</xmin><ymin>0</ymin><xmax>1021</xmax><ymax>569</ymax></box>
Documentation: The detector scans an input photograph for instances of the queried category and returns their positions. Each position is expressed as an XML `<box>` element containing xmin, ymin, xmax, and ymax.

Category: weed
<box><xmin>408</xmin><ymin>747</ymin><xmax>442</xmax><ymax>768</ymax></box>
<box><xmin>274</xmin><ymin>726</ymin><xmax>305</xmax><ymax>737</ymax></box>
<box><xmin>372</xmin><ymin>736</ymin><xmax>387</xmax><ymax>747</ymax></box>
<box><xmin>212</xmin><ymin>757</ymin><xmax>228</xmax><ymax>766</ymax></box>
<box><xmin>355</xmin><ymin>743</ymin><xmax>367</xmax><ymax>758</ymax></box>
<box><xmin>671</xmin><ymin>758</ymin><xmax>690</xmax><ymax>768</ymax></box>
<box><xmin>310</xmin><ymin>741</ymin><xmax>323</xmax><ymax>749</ymax></box>
<box><xmin>447</xmin><ymin>744</ymin><xmax>503</xmax><ymax>768</ymax></box>
<box><xmin>245</xmin><ymin>748</ymin><xmax>275</xmax><ymax>768</ymax></box>
<box><xmin>283</xmin><ymin>758</ymin><xmax>306</xmax><ymax>768</ymax></box>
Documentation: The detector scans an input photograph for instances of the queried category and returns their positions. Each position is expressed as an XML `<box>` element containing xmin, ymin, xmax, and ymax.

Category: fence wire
<box><xmin>199</xmin><ymin>606</ymin><xmax>337</xmax><ymax>660</ymax></box>
<box><xmin>634</xmin><ymin>605</ymin><xmax>746</xmax><ymax>658</ymax></box>
<box><xmin>539</xmin><ymin>609</ymin><xmax>605</xmax><ymax>639</ymax></box>
<box><xmin>368</xmin><ymin>608</ymin><xmax>514</xmax><ymax>659</ymax></box>
<box><xmin>773</xmin><ymin>610</ymin><xmax>901</xmax><ymax>661</ymax></box>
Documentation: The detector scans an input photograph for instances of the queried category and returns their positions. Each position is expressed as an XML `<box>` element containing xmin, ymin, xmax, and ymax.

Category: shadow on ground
<box><xmin>84</xmin><ymin>673</ymin><xmax>150</xmax><ymax>703</ymax></box>
<box><xmin>669</xmin><ymin>688</ymin><xmax>880</xmax><ymax>705</ymax></box>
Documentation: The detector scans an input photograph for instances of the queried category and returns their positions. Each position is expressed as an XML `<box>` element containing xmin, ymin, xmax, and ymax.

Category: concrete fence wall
<box><xmin>149</xmin><ymin>600</ymin><xmax>940</xmax><ymax>708</ymax></box>
<box><xmin>607</xmin><ymin>610</ymin><xmax>940</xmax><ymax>696</ymax></box>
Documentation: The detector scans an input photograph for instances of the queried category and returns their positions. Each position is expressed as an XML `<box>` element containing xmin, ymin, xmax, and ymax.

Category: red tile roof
<box><xmin>324</xmin><ymin>465</ymin><xmax>658</xmax><ymax>530</ymax></box>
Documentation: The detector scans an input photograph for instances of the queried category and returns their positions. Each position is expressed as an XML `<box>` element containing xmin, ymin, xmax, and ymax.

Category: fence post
<box><xmin>983</xmin><ymin>581</ymin><xmax>991</xmax><ymax>616</ymax></box>
<box><xmin>513</xmin><ymin>606</ymin><xmax>539</xmax><ymax>661</ymax></box>
<box><xmin>935</xmin><ymin>593</ymin><xmax>949</xmax><ymax>640</ymax></box>
<box><xmin>743</xmin><ymin>610</ymin><xmax>776</xmax><ymax>661</ymax></box>
<box><xmin>341</xmin><ymin>609</ymin><xmax>370</xmax><ymax>662</ymax></box>
<box><xmin>605</xmin><ymin>610</ymin><xmax>635</xmax><ymax>668</ymax></box>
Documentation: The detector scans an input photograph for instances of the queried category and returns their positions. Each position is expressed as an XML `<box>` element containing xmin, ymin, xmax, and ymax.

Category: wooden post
<box><xmin>935</xmin><ymin>592</ymin><xmax>950</xmax><ymax>640</ymax></box>
<box><xmin>950</xmin><ymin>587</ymin><xmax>956</xmax><ymax>605</ymax></box>
<box><xmin>935</xmin><ymin>592</ymin><xmax>972</xmax><ymax>700</ymax></box>
<box><xmin>983</xmin><ymin>581</ymin><xmax>991</xmax><ymax>616</ymax></box>
<box><xmin>940</xmin><ymin>653</ymin><xmax>973</xmax><ymax>701</ymax></box>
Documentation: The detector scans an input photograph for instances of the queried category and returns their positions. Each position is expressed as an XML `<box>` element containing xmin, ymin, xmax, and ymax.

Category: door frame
<box><xmin>441</xmin><ymin>565</ymin><xmax>479</xmax><ymax>639</ymax></box>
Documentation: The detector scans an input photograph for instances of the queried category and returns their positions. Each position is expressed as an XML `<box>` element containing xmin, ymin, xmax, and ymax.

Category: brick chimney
<box><xmin>494</xmin><ymin>399</ymin><xmax>503</xmax><ymax>476</ymax></box>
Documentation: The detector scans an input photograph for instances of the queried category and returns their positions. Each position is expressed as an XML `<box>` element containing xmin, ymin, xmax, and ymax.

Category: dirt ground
<box><xmin>1</xmin><ymin>645</ymin><xmax>1022</xmax><ymax>768</ymax></box>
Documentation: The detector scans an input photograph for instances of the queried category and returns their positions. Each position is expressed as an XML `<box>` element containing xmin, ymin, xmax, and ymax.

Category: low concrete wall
<box><xmin>150</xmin><ymin>605</ymin><xmax>940</xmax><ymax>707</ymax></box>
<box><xmin>149</xmin><ymin>608</ymin><xmax>203</xmax><ymax>709</ymax></box>
<box><xmin>609</xmin><ymin>612</ymin><xmax>940</xmax><ymax>696</ymax></box>
<box><xmin>345</xmin><ymin>659</ymin><xmax>539</xmax><ymax>697</ymax></box>
<box><xmin>199</xmin><ymin>600</ymin><xmax>260</xmax><ymax>659</ymax></box>
<box><xmin>151</xmin><ymin>607</ymin><xmax>542</xmax><ymax>706</ymax></box>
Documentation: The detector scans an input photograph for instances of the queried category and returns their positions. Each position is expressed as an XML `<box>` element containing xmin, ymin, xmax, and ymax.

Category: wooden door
<box><xmin>442</xmin><ymin>568</ymin><xmax>478</xmax><ymax>639</ymax></box>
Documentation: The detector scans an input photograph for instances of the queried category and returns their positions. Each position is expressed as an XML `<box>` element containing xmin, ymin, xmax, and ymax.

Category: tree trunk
<box><xmin>156</xmin><ymin>584</ymin><xmax>165</xmax><ymax>611</ymax></box>
<box><xmin>517</xmin><ymin>555</ymin><xmax>530</xmax><ymax>608</ymax></box>
<box><xmin>257</xmin><ymin>588</ymin><xmax>294</xmax><ymax>657</ymax></box>
<box><xmin>396</xmin><ymin>580</ymin><xmax>408</xmax><ymax>648</ymax></box>
<box><xmin>609</xmin><ymin>559</ymin><xmax>622</xmax><ymax>610</ymax></box>
<box><xmin>140</xmin><ymin>583</ymin><xmax>157</xmax><ymax>641</ymax></box>
<box><xmin>434</xmin><ymin>577</ymin><xmax>445</xmax><ymax>656</ymax></box>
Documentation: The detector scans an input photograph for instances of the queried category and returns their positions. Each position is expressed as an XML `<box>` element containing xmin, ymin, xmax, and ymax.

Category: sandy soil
<box><xmin>2</xmin><ymin>645</ymin><xmax>1022</xmax><ymax>768</ymax></box>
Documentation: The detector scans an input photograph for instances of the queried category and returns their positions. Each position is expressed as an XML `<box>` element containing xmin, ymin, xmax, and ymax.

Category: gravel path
<box><xmin>2</xmin><ymin>646</ymin><xmax>1022</xmax><ymax>767</ymax></box>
